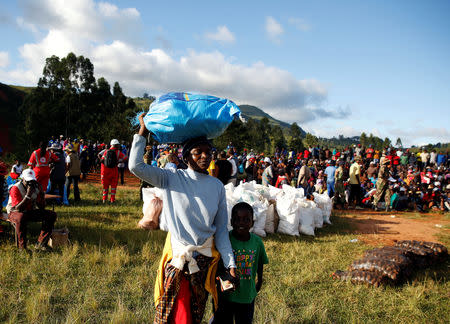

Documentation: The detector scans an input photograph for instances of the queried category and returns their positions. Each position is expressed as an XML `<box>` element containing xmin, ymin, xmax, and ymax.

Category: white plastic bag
<box><xmin>297</xmin><ymin>199</ymin><xmax>315</xmax><ymax>236</ymax></box>
<box><xmin>140</xmin><ymin>188</ymin><xmax>164</xmax><ymax>230</ymax></box>
<box><xmin>277</xmin><ymin>209</ymin><xmax>300</xmax><ymax>236</ymax></box>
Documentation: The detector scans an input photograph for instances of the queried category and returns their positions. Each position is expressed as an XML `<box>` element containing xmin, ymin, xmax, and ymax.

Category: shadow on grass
<box><xmin>66</xmin><ymin>223</ymin><xmax>167</xmax><ymax>252</ymax></box>
<box><xmin>265</xmin><ymin>215</ymin><xmax>356</xmax><ymax>243</ymax></box>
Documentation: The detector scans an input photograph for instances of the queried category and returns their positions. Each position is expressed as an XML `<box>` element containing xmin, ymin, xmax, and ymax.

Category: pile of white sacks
<box><xmin>224</xmin><ymin>181</ymin><xmax>332</xmax><ymax>237</ymax></box>
<box><xmin>141</xmin><ymin>181</ymin><xmax>333</xmax><ymax>237</ymax></box>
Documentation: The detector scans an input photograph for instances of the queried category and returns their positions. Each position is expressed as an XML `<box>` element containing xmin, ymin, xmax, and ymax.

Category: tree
<box><xmin>383</xmin><ymin>137</ymin><xmax>391</xmax><ymax>149</ymax></box>
<box><xmin>271</xmin><ymin>125</ymin><xmax>286</xmax><ymax>152</ymax></box>
<box><xmin>360</xmin><ymin>132</ymin><xmax>368</xmax><ymax>147</ymax></box>
<box><xmin>289</xmin><ymin>122</ymin><xmax>304</xmax><ymax>152</ymax></box>
<box><xmin>18</xmin><ymin>52</ymin><xmax>140</xmax><ymax>154</ymax></box>
<box><xmin>303</xmin><ymin>133</ymin><xmax>319</xmax><ymax>148</ymax></box>
<box><xmin>395</xmin><ymin>137</ymin><xmax>403</xmax><ymax>148</ymax></box>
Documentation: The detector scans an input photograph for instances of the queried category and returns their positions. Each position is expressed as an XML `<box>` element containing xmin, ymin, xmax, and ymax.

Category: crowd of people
<box><xmin>144</xmin><ymin>143</ymin><xmax>450</xmax><ymax>213</ymax></box>
<box><xmin>0</xmin><ymin>135</ymin><xmax>130</xmax><ymax>252</ymax></box>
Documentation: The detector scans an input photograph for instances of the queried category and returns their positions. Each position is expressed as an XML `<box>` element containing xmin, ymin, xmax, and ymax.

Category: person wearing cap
<box><xmin>99</xmin><ymin>139</ymin><xmax>127</xmax><ymax>203</ymax></box>
<box><xmin>49</xmin><ymin>143</ymin><xmax>66</xmax><ymax>199</ymax></box>
<box><xmin>324</xmin><ymin>160</ymin><xmax>336</xmax><ymax>198</ymax></box>
<box><xmin>27</xmin><ymin>141</ymin><xmax>60</xmax><ymax>190</ymax></box>
<box><xmin>65</xmin><ymin>144</ymin><xmax>81</xmax><ymax>202</ymax></box>
<box><xmin>372</xmin><ymin>154</ymin><xmax>392</xmax><ymax>211</ymax></box>
<box><xmin>129</xmin><ymin>113</ymin><xmax>237</xmax><ymax>323</ymax></box>
<box><xmin>6</xmin><ymin>169</ymin><xmax>57</xmax><ymax>251</ymax></box>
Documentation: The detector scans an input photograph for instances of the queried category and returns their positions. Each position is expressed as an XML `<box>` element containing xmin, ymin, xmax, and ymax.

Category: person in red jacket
<box><xmin>99</xmin><ymin>139</ymin><xmax>127</xmax><ymax>203</ymax></box>
<box><xmin>6</xmin><ymin>169</ymin><xmax>57</xmax><ymax>251</ymax></box>
<box><xmin>27</xmin><ymin>141</ymin><xmax>59</xmax><ymax>191</ymax></box>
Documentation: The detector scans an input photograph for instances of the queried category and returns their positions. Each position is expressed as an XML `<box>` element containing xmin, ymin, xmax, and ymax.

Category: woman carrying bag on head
<box><xmin>129</xmin><ymin>113</ymin><xmax>237</xmax><ymax>324</ymax></box>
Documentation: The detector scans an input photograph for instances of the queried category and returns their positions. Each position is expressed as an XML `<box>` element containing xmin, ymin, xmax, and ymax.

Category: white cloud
<box><xmin>0</xmin><ymin>51</ymin><xmax>9</xmax><ymax>68</ymax></box>
<box><xmin>288</xmin><ymin>17</ymin><xmax>311</xmax><ymax>31</ymax></box>
<box><xmin>2</xmin><ymin>0</ymin><xmax>338</xmax><ymax>125</ymax></box>
<box><xmin>265</xmin><ymin>16</ymin><xmax>284</xmax><ymax>43</ymax></box>
<box><xmin>204</xmin><ymin>26</ymin><xmax>235</xmax><ymax>44</ymax></box>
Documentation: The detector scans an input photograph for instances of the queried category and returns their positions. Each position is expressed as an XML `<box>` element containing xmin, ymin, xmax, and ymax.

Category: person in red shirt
<box><xmin>27</xmin><ymin>141</ymin><xmax>59</xmax><ymax>190</ymax></box>
<box><xmin>303</xmin><ymin>149</ymin><xmax>310</xmax><ymax>160</ymax></box>
<box><xmin>99</xmin><ymin>139</ymin><xmax>127</xmax><ymax>203</ymax></box>
<box><xmin>366</xmin><ymin>145</ymin><xmax>374</xmax><ymax>160</ymax></box>
<box><xmin>6</xmin><ymin>169</ymin><xmax>57</xmax><ymax>251</ymax></box>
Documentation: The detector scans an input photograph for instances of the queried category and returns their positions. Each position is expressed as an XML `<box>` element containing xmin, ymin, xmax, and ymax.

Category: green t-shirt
<box><xmin>224</xmin><ymin>232</ymin><xmax>269</xmax><ymax>304</ymax></box>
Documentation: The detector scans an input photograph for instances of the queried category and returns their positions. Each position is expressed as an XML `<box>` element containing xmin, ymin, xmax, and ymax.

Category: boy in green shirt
<box><xmin>212</xmin><ymin>202</ymin><xmax>269</xmax><ymax>324</ymax></box>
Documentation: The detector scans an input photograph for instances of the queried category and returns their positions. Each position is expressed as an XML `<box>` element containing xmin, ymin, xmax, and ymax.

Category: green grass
<box><xmin>1</xmin><ymin>184</ymin><xmax>449</xmax><ymax>323</ymax></box>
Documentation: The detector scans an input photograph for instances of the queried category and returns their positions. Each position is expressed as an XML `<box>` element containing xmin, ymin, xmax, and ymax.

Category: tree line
<box><xmin>15</xmin><ymin>52</ymin><xmax>141</xmax><ymax>159</ymax></box>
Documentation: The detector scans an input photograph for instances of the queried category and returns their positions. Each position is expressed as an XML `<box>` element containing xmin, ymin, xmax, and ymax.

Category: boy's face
<box><xmin>231</xmin><ymin>209</ymin><xmax>253</xmax><ymax>236</ymax></box>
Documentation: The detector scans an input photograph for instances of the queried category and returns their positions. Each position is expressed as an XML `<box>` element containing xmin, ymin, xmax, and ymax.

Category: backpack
<box><xmin>104</xmin><ymin>149</ymin><xmax>118</xmax><ymax>168</ymax></box>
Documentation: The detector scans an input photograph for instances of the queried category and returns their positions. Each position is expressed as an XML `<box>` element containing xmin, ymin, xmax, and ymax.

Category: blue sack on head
<box><xmin>142</xmin><ymin>92</ymin><xmax>241</xmax><ymax>143</ymax></box>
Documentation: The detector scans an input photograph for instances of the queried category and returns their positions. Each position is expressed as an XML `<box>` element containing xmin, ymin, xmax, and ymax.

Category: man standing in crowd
<box><xmin>99</xmin><ymin>139</ymin><xmax>127</xmax><ymax>203</ymax></box>
<box><xmin>216</xmin><ymin>151</ymin><xmax>233</xmax><ymax>185</ymax></box>
<box><xmin>227</xmin><ymin>149</ymin><xmax>238</xmax><ymax>186</ymax></box>
<box><xmin>372</xmin><ymin>154</ymin><xmax>392</xmax><ymax>211</ymax></box>
<box><xmin>49</xmin><ymin>143</ymin><xmax>66</xmax><ymax>200</ymax></box>
<box><xmin>297</xmin><ymin>160</ymin><xmax>311</xmax><ymax>195</ymax></box>
<box><xmin>6</xmin><ymin>169</ymin><xmax>57</xmax><ymax>251</ymax></box>
<box><xmin>65</xmin><ymin>144</ymin><xmax>81</xmax><ymax>202</ymax></box>
<box><xmin>324</xmin><ymin>160</ymin><xmax>336</xmax><ymax>198</ymax></box>
<box><xmin>349</xmin><ymin>157</ymin><xmax>363</xmax><ymax>209</ymax></box>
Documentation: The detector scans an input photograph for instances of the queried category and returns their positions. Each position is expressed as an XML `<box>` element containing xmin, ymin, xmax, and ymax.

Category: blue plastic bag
<box><xmin>141</xmin><ymin>92</ymin><xmax>241</xmax><ymax>143</ymax></box>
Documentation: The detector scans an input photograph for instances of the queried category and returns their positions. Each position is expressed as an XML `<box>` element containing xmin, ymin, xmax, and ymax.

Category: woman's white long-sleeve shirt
<box><xmin>129</xmin><ymin>134</ymin><xmax>235</xmax><ymax>268</ymax></box>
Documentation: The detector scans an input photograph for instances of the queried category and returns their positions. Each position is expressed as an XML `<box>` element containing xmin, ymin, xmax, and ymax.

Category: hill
<box><xmin>238</xmin><ymin>104</ymin><xmax>303</xmax><ymax>135</ymax></box>
<box><xmin>0</xmin><ymin>83</ymin><xmax>27</xmax><ymax>153</ymax></box>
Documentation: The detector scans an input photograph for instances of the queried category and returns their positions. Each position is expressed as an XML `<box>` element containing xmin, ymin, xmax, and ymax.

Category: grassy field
<box><xmin>0</xmin><ymin>183</ymin><xmax>448</xmax><ymax>323</ymax></box>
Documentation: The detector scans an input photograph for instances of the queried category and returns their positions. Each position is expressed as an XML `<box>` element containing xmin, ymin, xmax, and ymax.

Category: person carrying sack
<box><xmin>129</xmin><ymin>113</ymin><xmax>237</xmax><ymax>324</ymax></box>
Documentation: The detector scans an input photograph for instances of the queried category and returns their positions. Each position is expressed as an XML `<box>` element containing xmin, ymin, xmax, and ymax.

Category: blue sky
<box><xmin>1</xmin><ymin>0</ymin><xmax>449</xmax><ymax>146</ymax></box>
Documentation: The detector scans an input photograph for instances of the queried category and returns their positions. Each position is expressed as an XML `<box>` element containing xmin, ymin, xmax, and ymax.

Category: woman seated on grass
<box><xmin>129</xmin><ymin>113</ymin><xmax>237</xmax><ymax>324</ymax></box>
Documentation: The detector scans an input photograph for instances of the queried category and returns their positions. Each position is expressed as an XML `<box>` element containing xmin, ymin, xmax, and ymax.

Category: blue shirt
<box><xmin>324</xmin><ymin>166</ymin><xmax>336</xmax><ymax>183</ymax></box>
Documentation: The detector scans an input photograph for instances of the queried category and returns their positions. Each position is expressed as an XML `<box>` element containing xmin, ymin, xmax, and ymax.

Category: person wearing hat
<box><xmin>372</xmin><ymin>154</ymin><xmax>392</xmax><ymax>211</ymax></box>
<box><xmin>261</xmin><ymin>157</ymin><xmax>273</xmax><ymax>186</ymax></box>
<box><xmin>27</xmin><ymin>141</ymin><xmax>60</xmax><ymax>190</ymax></box>
<box><xmin>65</xmin><ymin>144</ymin><xmax>81</xmax><ymax>202</ymax></box>
<box><xmin>129</xmin><ymin>113</ymin><xmax>237</xmax><ymax>323</ymax></box>
<box><xmin>6</xmin><ymin>169</ymin><xmax>57</xmax><ymax>251</ymax></box>
<box><xmin>99</xmin><ymin>139</ymin><xmax>127</xmax><ymax>203</ymax></box>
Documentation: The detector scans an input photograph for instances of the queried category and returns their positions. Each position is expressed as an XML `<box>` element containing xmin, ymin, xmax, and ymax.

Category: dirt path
<box><xmin>335</xmin><ymin>210</ymin><xmax>449</xmax><ymax>246</ymax></box>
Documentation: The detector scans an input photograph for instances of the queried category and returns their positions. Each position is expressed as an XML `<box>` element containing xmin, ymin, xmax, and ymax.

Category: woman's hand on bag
<box><xmin>138</xmin><ymin>112</ymin><xmax>149</xmax><ymax>137</ymax></box>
